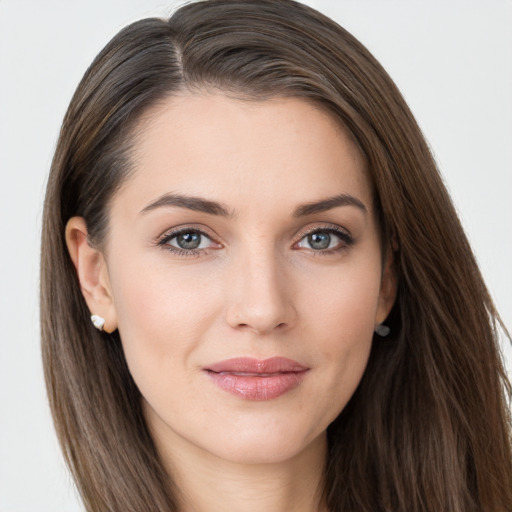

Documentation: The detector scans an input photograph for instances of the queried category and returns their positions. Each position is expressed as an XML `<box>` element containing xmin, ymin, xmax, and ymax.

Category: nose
<box><xmin>225</xmin><ymin>247</ymin><xmax>296</xmax><ymax>335</ymax></box>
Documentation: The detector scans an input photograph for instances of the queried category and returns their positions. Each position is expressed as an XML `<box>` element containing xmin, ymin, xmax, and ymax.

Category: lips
<box><xmin>204</xmin><ymin>357</ymin><xmax>309</xmax><ymax>400</ymax></box>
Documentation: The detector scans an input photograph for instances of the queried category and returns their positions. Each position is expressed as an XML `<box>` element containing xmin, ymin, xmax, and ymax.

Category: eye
<box><xmin>170</xmin><ymin>231</ymin><xmax>207</xmax><ymax>250</ymax></box>
<box><xmin>295</xmin><ymin>227</ymin><xmax>353</xmax><ymax>252</ymax></box>
<box><xmin>158</xmin><ymin>228</ymin><xmax>220</xmax><ymax>254</ymax></box>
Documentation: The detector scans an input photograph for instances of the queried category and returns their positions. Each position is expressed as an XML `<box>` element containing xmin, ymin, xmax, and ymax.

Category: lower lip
<box><xmin>206</xmin><ymin>370</ymin><xmax>308</xmax><ymax>400</ymax></box>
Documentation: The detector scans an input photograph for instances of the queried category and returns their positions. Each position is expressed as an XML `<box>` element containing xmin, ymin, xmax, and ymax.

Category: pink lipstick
<box><xmin>204</xmin><ymin>357</ymin><xmax>309</xmax><ymax>400</ymax></box>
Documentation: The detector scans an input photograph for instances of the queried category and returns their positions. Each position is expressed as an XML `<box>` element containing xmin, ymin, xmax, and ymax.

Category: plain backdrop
<box><xmin>1</xmin><ymin>1</ymin><xmax>511</xmax><ymax>510</ymax></box>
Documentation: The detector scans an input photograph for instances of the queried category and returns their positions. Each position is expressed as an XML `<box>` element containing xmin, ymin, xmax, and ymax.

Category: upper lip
<box><xmin>204</xmin><ymin>357</ymin><xmax>309</xmax><ymax>374</ymax></box>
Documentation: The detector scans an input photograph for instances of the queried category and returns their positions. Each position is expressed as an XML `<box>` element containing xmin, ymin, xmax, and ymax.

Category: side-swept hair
<box><xmin>41</xmin><ymin>1</ymin><xmax>512</xmax><ymax>510</ymax></box>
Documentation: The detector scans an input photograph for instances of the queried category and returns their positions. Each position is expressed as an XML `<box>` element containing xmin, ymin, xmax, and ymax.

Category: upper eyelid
<box><xmin>157</xmin><ymin>224</ymin><xmax>218</xmax><ymax>243</ymax></box>
<box><xmin>295</xmin><ymin>223</ymin><xmax>352</xmax><ymax>240</ymax></box>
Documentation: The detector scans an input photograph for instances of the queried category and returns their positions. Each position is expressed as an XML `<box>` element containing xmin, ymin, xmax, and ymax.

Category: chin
<box><xmin>204</xmin><ymin>425</ymin><xmax>327</xmax><ymax>466</ymax></box>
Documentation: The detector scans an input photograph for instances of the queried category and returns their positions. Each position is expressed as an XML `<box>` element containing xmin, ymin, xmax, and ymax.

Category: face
<box><xmin>94</xmin><ymin>94</ymin><xmax>394</xmax><ymax>466</ymax></box>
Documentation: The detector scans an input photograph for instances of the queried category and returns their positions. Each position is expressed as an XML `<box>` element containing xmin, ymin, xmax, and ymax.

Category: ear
<box><xmin>65</xmin><ymin>217</ymin><xmax>118</xmax><ymax>333</ymax></box>
<box><xmin>375</xmin><ymin>247</ymin><xmax>397</xmax><ymax>327</ymax></box>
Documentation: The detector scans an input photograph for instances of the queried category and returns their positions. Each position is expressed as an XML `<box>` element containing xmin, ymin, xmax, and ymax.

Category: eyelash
<box><xmin>156</xmin><ymin>226</ymin><xmax>218</xmax><ymax>258</ymax></box>
<box><xmin>295</xmin><ymin>225</ymin><xmax>355</xmax><ymax>255</ymax></box>
<box><xmin>156</xmin><ymin>224</ymin><xmax>354</xmax><ymax>257</ymax></box>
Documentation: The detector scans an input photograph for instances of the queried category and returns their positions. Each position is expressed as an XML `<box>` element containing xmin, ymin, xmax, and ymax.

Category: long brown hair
<box><xmin>40</xmin><ymin>1</ymin><xmax>512</xmax><ymax>510</ymax></box>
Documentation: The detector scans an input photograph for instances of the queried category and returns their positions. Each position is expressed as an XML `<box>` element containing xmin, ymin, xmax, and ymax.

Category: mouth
<box><xmin>203</xmin><ymin>357</ymin><xmax>310</xmax><ymax>401</ymax></box>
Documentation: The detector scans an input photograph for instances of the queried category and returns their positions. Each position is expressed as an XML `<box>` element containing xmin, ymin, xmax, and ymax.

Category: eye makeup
<box><xmin>294</xmin><ymin>224</ymin><xmax>355</xmax><ymax>255</ymax></box>
<box><xmin>154</xmin><ymin>221</ymin><xmax>355</xmax><ymax>259</ymax></box>
<box><xmin>156</xmin><ymin>225</ymin><xmax>222</xmax><ymax>257</ymax></box>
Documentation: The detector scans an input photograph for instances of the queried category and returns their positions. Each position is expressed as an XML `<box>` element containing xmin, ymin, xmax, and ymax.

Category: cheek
<box><xmin>108</xmin><ymin>254</ymin><xmax>223</xmax><ymax>382</ymax></box>
<box><xmin>303</xmin><ymin>255</ymin><xmax>382</xmax><ymax>341</ymax></box>
<box><xmin>300</xmin><ymin>258</ymin><xmax>381</xmax><ymax>409</ymax></box>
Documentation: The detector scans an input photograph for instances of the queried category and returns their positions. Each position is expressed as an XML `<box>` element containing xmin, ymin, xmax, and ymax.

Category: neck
<box><xmin>156</xmin><ymin>430</ymin><xmax>329</xmax><ymax>512</ymax></box>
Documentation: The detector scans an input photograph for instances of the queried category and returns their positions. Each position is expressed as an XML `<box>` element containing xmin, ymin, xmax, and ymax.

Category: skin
<box><xmin>66</xmin><ymin>94</ymin><xmax>396</xmax><ymax>512</ymax></box>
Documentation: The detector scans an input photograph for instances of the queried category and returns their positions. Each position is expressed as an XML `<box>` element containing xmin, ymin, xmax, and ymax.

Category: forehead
<box><xmin>117</xmin><ymin>93</ymin><xmax>371</xmax><ymax>217</ymax></box>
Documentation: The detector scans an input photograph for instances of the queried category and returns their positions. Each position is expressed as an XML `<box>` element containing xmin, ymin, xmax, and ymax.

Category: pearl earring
<box><xmin>91</xmin><ymin>314</ymin><xmax>105</xmax><ymax>331</ymax></box>
<box><xmin>375</xmin><ymin>324</ymin><xmax>390</xmax><ymax>337</ymax></box>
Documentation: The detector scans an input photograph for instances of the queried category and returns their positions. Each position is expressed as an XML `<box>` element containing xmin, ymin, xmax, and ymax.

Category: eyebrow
<box><xmin>293</xmin><ymin>193</ymin><xmax>367</xmax><ymax>217</ymax></box>
<box><xmin>140</xmin><ymin>192</ymin><xmax>367</xmax><ymax>218</ymax></box>
<box><xmin>140</xmin><ymin>193</ymin><xmax>232</xmax><ymax>217</ymax></box>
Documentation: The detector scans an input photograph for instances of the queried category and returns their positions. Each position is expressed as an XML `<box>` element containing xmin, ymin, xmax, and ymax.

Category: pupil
<box><xmin>177</xmin><ymin>232</ymin><xmax>201</xmax><ymax>250</ymax></box>
<box><xmin>309</xmin><ymin>232</ymin><xmax>330</xmax><ymax>250</ymax></box>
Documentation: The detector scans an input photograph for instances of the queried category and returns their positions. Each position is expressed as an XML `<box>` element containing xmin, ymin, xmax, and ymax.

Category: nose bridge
<box><xmin>226</xmin><ymin>241</ymin><xmax>294</xmax><ymax>334</ymax></box>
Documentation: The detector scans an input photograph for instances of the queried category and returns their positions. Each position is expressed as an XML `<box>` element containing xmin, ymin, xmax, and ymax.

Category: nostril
<box><xmin>233</xmin><ymin>321</ymin><xmax>288</xmax><ymax>333</ymax></box>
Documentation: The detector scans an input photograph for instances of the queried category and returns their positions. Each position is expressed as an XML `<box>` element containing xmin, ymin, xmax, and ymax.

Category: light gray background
<box><xmin>1</xmin><ymin>1</ymin><xmax>511</xmax><ymax>510</ymax></box>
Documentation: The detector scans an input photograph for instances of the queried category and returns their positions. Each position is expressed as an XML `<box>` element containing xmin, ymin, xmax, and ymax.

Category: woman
<box><xmin>40</xmin><ymin>0</ymin><xmax>512</xmax><ymax>510</ymax></box>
